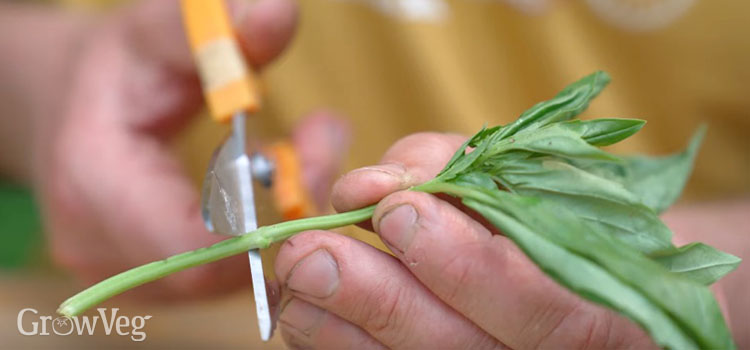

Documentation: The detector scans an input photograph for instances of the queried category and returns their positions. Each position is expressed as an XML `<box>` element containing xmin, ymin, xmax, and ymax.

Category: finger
<box><xmin>371</xmin><ymin>190</ymin><xmax>656</xmax><ymax>349</ymax></box>
<box><xmin>292</xmin><ymin>111</ymin><xmax>351</xmax><ymax>211</ymax></box>
<box><xmin>275</xmin><ymin>230</ymin><xmax>503</xmax><ymax>350</ymax></box>
<box><xmin>52</xmin><ymin>117</ymin><xmax>249</xmax><ymax>297</ymax></box>
<box><xmin>125</xmin><ymin>0</ymin><xmax>298</xmax><ymax>72</ymax></box>
<box><xmin>279</xmin><ymin>298</ymin><xmax>385</xmax><ymax>350</ymax></box>
<box><xmin>45</xmin><ymin>0</ymin><xmax>268</xmax><ymax>298</ymax></box>
<box><xmin>331</xmin><ymin>132</ymin><xmax>466</xmax><ymax>213</ymax></box>
<box><xmin>231</xmin><ymin>0</ymin><xmax>298</xmax><ymax>69</ymax></box>
<box><xmin>52</xmin><ymin>54</ymin><xmax>248</xmax><ymax>294</ymax></box>
<box><xmin>118</xmin><ymin>0</ymin><xmax>297</xmax><ymax>135</ymax></box>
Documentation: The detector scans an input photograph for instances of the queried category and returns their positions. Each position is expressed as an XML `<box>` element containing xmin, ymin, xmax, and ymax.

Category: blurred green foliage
<box><xmin>0</xmin><ymin>180</ymin><xmax>42</xmax><ymax>268</ymax></box>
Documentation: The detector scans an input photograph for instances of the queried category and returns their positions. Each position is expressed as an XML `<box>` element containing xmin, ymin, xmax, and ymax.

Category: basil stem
<box><xmin>58</xmin><ymin>205</ymin><xmax>377</xmax><ymax>317</ymax></box>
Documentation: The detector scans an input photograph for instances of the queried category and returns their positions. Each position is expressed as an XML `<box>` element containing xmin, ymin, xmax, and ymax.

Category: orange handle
<box><xmin>266</xmin><ymin>141</ymin><xmax>315</xmax><ymax>221</ymax></box>
<box><xmin>181</xmin><ymin>0</ymin><xmax>260</xmax><ymax>123</ymax></box>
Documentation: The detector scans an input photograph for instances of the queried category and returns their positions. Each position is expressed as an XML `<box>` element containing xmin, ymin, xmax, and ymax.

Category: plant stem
<box><xmin>413</xmin><ymin>181</ymin><xmax>472</xmax><ymax>198</ymax></box>
<box><xmin>58</xmin><ymin>205</ymin><xmax>376</xmax><ymax>317</ymax></box>
<box><xmin>58</xmin><ymin>182</ymin><xmax>470</xmax><ymax>317</ymax></box>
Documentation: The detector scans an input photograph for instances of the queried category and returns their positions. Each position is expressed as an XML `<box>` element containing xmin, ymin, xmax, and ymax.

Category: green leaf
<box><xmin>438</xmin><ymin>125</ymin><xmax>497</xmax><ymax>179</ymax></box>
<box><xmin>437</xmin><ymin>127</ymin><xmax>499</xmax><ymax>181</ymax></box>
<box><xmin>651</xmin><ymin>243</ymin><xmax>741</xmax><ymax>285</ymax></box>
<box><xmin>573</xmin><ymin>126</ymin><xmax>706</xmax><ymax>213</ymax></box>
<box><xmin>453</xmin><ymin>172</ymin><xmax>497</xmax><ymax>190</ymax></box>
<box><xmin>438</xmin><ymin>121</ymin><xmax>620</xmax><ymax>182</ymax></box>
<box><xmin>496</xmin><ymin>71</ymin><xmax>611</xmax><ymax>140</ymax></box>
<box><xmin>465</xmin><ymin>198</ymin><xmax>697</xmax><ymax>349</ymax></box>
<box><xmin>621</xmin><ymin>126</ymin><xmax>706</xmax><ymax>213</ymax></box>
<box><xmin>570</xmin><ymin>118</ymin><xmax>646</xmax><ymax>146</ymax></box>
<box><xmin>438</xmin><ymin>72</ymin><xmax>614</xmax><ymax>182</ymax></box>
<box><xmin>460</xmin><ymin>189</ymin><xmax>734</xmax><ymax>349</ymax></box>
<box><xmin>497</xmin><ymin>158</ymin><xmax>639</xmax><ymax>204</ymax></box>
<box><xmin>490</xmin><ymin>123</ymin><xmax>620</xmax><ymax>162</ymax></box>
<box><xmin>493</xmin><ymin>158</ymin><xmax>673</xmax><ymax>253</ymax></box>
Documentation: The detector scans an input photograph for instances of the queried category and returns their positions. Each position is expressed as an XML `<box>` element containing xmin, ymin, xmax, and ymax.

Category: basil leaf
<box><xmin>462</xmin><ymin>190</ymin><xmax>734</xmax><ymax>349</ymax></box>
<box><xmin>568</xmin><ymin>118</ymin><xmax>646</xmax><ymax>146</ymax></box>
<box><xmin>490</xmin><ymin>124</ymin><xmax>620</xmax><ymax>162</ymax></box>
<box><xmin>496</xmin><ymin>71</ymin><xmax>611</xmax><ymax>140</ymax></box>
<box><xmin>428</xmin><ymin>71</ymin><xmax>736</xmax><ymax>349</ymax></box>
<box><xmin>453</xmin><ymin>172</ymin><xmax>497</xmax><ymax>190</ymax></box>
<box><xmin>494</xmin><ymin>158</ymin><xmax>673</xmax><ymax>253</ymax></box>
<box><xmin>498</xmin><ymin>158</ymin><xmax>639</xmax><ymax>204</ymax></box>
<box><xmin>437</xmin><ymin>126</ymin><xmax>498</xmax><ymax>181</ymax></box>
<box><xmin>438</xmin><ymin>72</ymin><xmax>615</xmax><ymax>181</ymax></box>
<box><xmin>621</xmin><ymin>126</ymin><xmax>706</xmax><ymax>213</ymax></box>
<box><xmin>572</xmin><ymin>126</ymin><xmax>706</xmax><ymax>213</ymax></box>
<box><xmin>438</xmin><ymin>125</ymin><xmax>496</xmax><ymax>179</ymax></box>
<box><xmin>465</xmin><ymin>198</ymin><xmax>697</xmax><ymax>349</ymax></box>
<box><xmin>651</xmin><ymin>243</ymin><xmax>741</xmax><ymax>285</ymax></box>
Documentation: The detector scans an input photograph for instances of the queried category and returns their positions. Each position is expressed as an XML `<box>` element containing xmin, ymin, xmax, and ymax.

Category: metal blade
<box><xmin>248</xmin><ymin>250</ymin><xmax>273</xmax><ymax>340</ymax></box>
<box><xmin>200</xmin><ymin>112</ymin><xmax>273</xmax><ymax>341</ymax></box>
<box><xmin>233</xmin><ymin>115</ymin><xmax>273</xmax><ymax>341</ymax></box>
<box><xmin>200</xmin><ymin>142</ymin><xmax>220</xmax><ymax>233</ymax></box>
<box><xmin>200</xmin><ymin>133</ymin><xmax>253</xmax><ymax>235</ymax></box>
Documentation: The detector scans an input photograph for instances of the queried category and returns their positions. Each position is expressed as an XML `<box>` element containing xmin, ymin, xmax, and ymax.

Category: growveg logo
<box><xmin>17</xmin><ymin>308</ymin><xmax>152</xmax><ymax>341</ymax></box>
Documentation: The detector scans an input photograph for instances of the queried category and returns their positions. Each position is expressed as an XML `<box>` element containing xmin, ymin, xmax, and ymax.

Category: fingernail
<box><xmin>266</xmin><ymin>280</ymin><xmax>282</xmax><ymax>321</ymax></box>
<box><xmin>284</xmin><ymin>333</ymin><xmax>314</xmax><ymax>350</ymax></box>
<box><xmin>280</xmin><ymin>298</ymin><xmax>325</xmax><ymax>336</ymax></box>
<box><xmin>287</xmin><ymin>249</ymin><xmax>339</xmax><ymax>298</ymax></box>
<box><xmin>350</xmin><ymin>163</ymin><xmax>407</xmax><ymax>179</ymax></box>
<box><xmin>377</xmin><ymin>204</ymin><xmax>418</xmax><ymax>254</ymax></box>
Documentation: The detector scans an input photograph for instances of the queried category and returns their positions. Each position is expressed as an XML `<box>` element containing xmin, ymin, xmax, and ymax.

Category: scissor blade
<box><xmin>231</xmin><ymin>114</ymin><xmax>274</xmax><ymax>342</ymax></box>
<box><xmin>200</xmin><ymin>113</ymin><xmax>273</xmax><ymax>340</ymax></box>
<box><xmin>248</xmin><ymin>250</ymin><xmax>273</xmax><ymax>340</ymax></box>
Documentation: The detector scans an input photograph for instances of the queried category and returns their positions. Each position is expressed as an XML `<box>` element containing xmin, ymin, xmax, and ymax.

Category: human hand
<box><xmin>36</xmin><ymin>0</ymin><xmax>349</xmax><ymax>299</ymax></box>
<box><xmin>274</xmin><ymin>132</ymin><xmax>661</xmax><ymax>349</ymax></box>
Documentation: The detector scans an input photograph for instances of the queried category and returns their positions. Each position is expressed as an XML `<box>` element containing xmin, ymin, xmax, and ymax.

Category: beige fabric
<box><xmin>185</xmin><ymin>0</ymin><xmax>749</xmax><ymax>201</ymax></box>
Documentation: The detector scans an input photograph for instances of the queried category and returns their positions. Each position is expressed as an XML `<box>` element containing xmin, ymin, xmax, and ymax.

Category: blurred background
<box><xmin>1</xmin><ymin>0</ymin><xmax>748</xmax><ymax>348</ymax></box>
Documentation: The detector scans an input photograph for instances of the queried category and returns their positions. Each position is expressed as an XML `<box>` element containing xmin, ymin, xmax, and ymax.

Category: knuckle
<box><xmin>388</xmin><ymin>132</ymin><xmax>464</xmax><ymax>154</ymax></box>
<box><xmin>382</xmin><ymin>132</ymin><xmax>466</xmax><ymax>175</ymax></box>
<box><xmin>281</xmin><ymin>328</ymin><xmax>315</xmax><ymax>350</ymax></box>
<box><xmin>533</xmin><ymin>303</ymin><xmax>616</xmax><ymax>350</ymax></box>
<box><xmin>283</xmin><ymin>230</ymin><xmax>333</xmax><ymax>249</ymax></box>
<box><xmin>380</xmin><ymin>190</ymin><xmax>432</xmax><ymax>210</ymax></box>
<box><xmin>351</xmin><ymin>331</ymin><xmax>389</xmax><ymax>350</ymax></box>
<box><xmin>355</xmin><ymin>278</ymin><xmax>413</xmax><ymax>345</ymax></box>
<box><xmin>280</xmin><ymin>230</ymin><xmax>343</xmax><ymax>257</ymax></box>
<box><xmin>569</xmin><ymin>311</ymin><xmax>615</xmax><ymax>350</ymax></box>
<box><xmin>465</xmin><ymin>332</ymin><xmax>509</xmax><ymax>350</ymax></box>
<box><xmin>439</xmin><ymin>244</ymin><xmax>485</xmax><ymax>308</ymax></box>
<box><xmin>524</xmin><ymin>299</ymin><xmax>579</xmax><ymax>349</ymax></box>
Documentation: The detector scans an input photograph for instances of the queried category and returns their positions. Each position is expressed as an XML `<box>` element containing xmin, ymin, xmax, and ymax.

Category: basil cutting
<box><xmin>59</xmin><ymin>71</ymin><xmax>739</xmax><ymax>349</ymax></box>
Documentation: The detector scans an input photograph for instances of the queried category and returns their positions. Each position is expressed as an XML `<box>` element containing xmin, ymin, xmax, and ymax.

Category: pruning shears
<box><xmin>180</xmin><ymin>0</ymin><xmax>275</xmax><ymax>341</ymax></box>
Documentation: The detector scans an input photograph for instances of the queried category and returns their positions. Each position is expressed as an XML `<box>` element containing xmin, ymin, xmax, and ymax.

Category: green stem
<box><xmin>58</xmin><ymin>205</ymin><xmax>376</xmax><ymax>317</ymax></box>
<box><xmin>413</xmin><ymin>180</ymin><xmax>476</xmax><ymax>199</ymax></box>
<box><xmin>58</xmin><ymin>181</ymin><xmax>474</xmax><ymax>317</ymax></box>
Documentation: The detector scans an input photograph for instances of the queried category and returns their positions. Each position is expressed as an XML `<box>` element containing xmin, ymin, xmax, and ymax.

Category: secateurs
<box><xmin>181</xmin><ymin>0</ymin><xmax>273</xmax><ymax>341</ymax></box>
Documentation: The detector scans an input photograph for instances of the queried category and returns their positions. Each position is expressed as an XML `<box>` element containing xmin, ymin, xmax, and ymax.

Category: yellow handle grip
<box><xmin>181</xmin><ymin>0</ymin><xmax>260</xmax><ymax>123</ymax></box>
